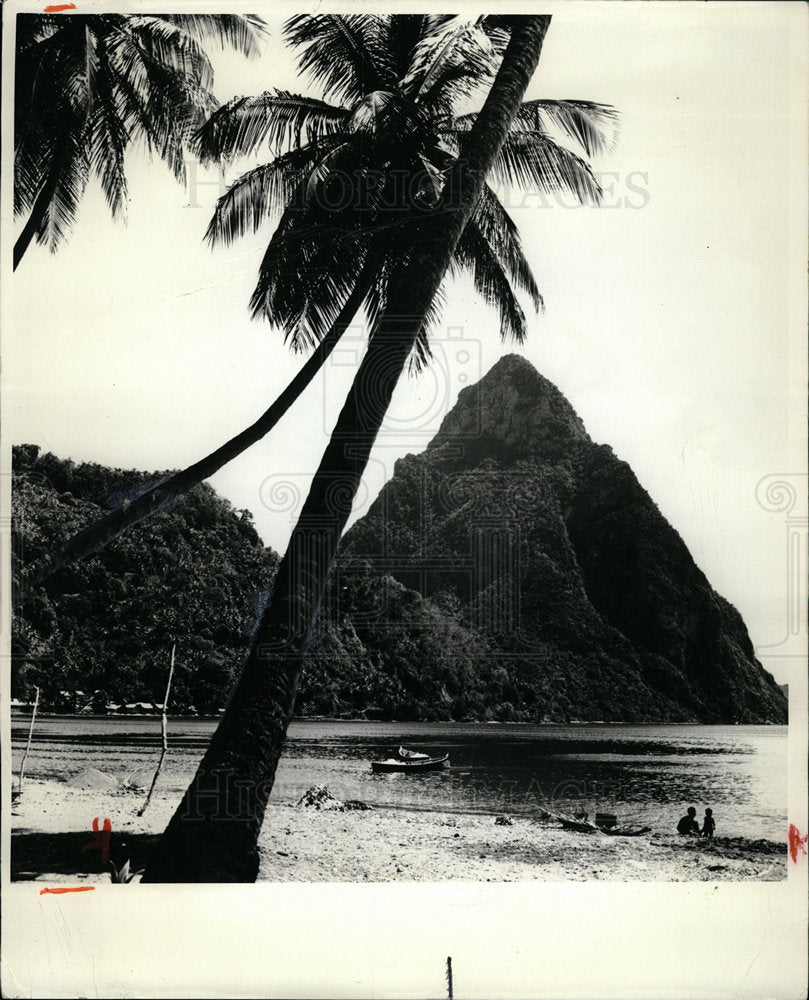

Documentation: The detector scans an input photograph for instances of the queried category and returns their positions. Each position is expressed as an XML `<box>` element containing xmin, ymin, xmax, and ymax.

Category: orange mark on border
<box><xmin>44</xmin><ymin>3</ymin><xmax>77</xmax><ymax>10</ymax></box>
<box><xmin>788</xmin><ymin>824</ymin><xmax>808</xmax><ymax>863</ymax></box>
<box><xmin>39</xmin><ymin>886</ymin><xmax>95</xmax><ymax>895</ymax></box>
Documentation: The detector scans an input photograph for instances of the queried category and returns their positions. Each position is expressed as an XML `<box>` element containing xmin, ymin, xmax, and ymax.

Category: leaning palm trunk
<box><xmin>142</xmin><ymin>15</ymin><xmax>551</xmax><ymax>883</ymax></box>
<box><xmin>22</xmin><ymin>257</ymin><xmax>379</xmax><ymax>589</ymax></box>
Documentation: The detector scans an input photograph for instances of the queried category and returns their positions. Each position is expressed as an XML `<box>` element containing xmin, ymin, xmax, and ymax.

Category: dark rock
<box><xmin>312</xmin><ymin>354</ymin><xmax>786</xmax><ymax>724</ymax></box>
<box><xmin>295</xmin><ymin>785</ymin><xmax>370</xmax><ymax>812</ymax></box>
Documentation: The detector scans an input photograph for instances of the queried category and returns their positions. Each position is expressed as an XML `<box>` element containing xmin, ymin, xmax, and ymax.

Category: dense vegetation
<box><xmin>11</xmin><ymin>445</ymin><xmax>276</xmax><ymax>713</ymax></box>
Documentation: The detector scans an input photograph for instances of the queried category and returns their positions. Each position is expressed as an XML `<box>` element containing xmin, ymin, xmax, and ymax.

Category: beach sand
<box><xmin>10</xmin><ymin>778</ymin><xmax>787</xmax><ymax>884</ymax></box>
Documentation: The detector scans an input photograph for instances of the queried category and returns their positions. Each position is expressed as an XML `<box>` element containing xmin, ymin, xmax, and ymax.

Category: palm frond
<box><xmin>14</xmin><ymin>12</ymin><xmax>257</xmax><ymax>262</ymax></box>
<box><xmin>471</xmin><ymin>185</ymin><xmax>542</xmax><ymax>312</ymax></box>
<box><xmin>108</xmin><ymin>25</ymin><xmax>216</xmax><ymax>180</ymax></box>
<box><xmin>365</xmin><ymin>244</ymin><xmax>448</xmax><ymax>374</ymax></box>
<box><xmin>303</xmin><ymin>142</ymin><xmax>354</xmax><ymax>209</ymax></box>
<box><xmin>410</xmin><ymin>277</ymin><xmax>448</xmax><ymax>373</ymax></box>
<box><xmin>453</xmin><ymin>218</ymin><xmax>528</xmax><ymax>345</ymax></box>
<box><xmin>512</xmin><ymin>99</ymin><xmax>619</xmax><ymax>156</ymax></box>
<box><xmin>404</xmin><ymin>18</ymin><xmax>501</xmax><ymax>107</ymax></box>
<box><xmin>38</xmin><ymin>127</ymin><xmax>90</xmax><ymax>252</ymax></box>
<box><xmin>15</xmin><ymin>26</ymin><xmax>89</xmax><ymax>213</ymax></box>
<box><xmin>205</xmin><ymin>143</ymin><xmax>331</xmax><ymax>245</ymax></box>
<box><xmin>195</xmin><ymin>91</ymin><xmax>350</xmax><ymax>163</ymax></box>
<box><xmin>88</xmin><ymin>35</ymin><xmax>128</xmax><ymax>219</ymax></box>
<box><xmin>250</xmin><ymin>210</ymin><xmax>373</xmax><ymax>349</ymax></box>
<box><xmin>105</xmin><ymin>33</ymin><xmax>188</xmax><ymax>181</ymax></box>
<box><xmin>490</xmin><ymin>132</ymin><xmax>603</xmax><ymax>204</ymax></box>
<box><xmin>386</xmin><ymin>15</ymin><xmax>429</xmax><ymax>79</ymax></box>
<box><xmin>125</xmin><ymin>16</ymin><xmax>215</xmax><ymax>94</ymax></box>
<box><xmin>159</xmin><ymin>14</ymin><xmax>268</xmax><ymax>60</ymax></box>
<box><xmin>284</xmin><ymin>14</ymin><xmax>396</xmax><ymax>104</ymax></box>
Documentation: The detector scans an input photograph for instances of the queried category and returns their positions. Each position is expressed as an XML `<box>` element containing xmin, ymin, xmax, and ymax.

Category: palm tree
<box><xmin>142</xmin><ymin>14</ymin><xmax>564</xmax><ymax>883</ymax></box>
<box><xmin>21</xmin><ymin>14</ymin><xmax>615</xmax><ymax>587</ymax></box>
<box><xmin>199</xmin><ymin>14</ymin><xmax>614</xmax><ymax>363</ymax></box>
<box><xmin>13</xmin><ymin>12</ymin><xmax>266</xmax><ymax>269</ymax></box>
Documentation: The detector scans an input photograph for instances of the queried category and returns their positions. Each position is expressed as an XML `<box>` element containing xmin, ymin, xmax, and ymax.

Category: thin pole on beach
<box><xmin>138</xmin><ymin>643</ymin><xmax>175</xmax><ymax>817</ymax></box>
<box><xmin>446</xmin><ymin>956</ymin><xmax>453</xmax><ymax>1000</ymax></box>
<box><xmin>17</xmin><ymin>685</ymin><xmax>40</xmax><ymax>796</ymax></box>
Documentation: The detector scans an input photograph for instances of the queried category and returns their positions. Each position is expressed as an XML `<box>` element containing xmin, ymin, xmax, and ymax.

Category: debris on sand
<box><xmin>296</xmin><ymin>785</ymin><xmax>372</xmax><ymax>812</ymax></box>
<box><xmin>65</xmin><ymin>767</ymin><xmax>119</xmax><ymax>790</ymax></box>
<box><xmin>495</xmin><ymin>816</ymin><xmax>513</xmax><ymax>826</ymax></box>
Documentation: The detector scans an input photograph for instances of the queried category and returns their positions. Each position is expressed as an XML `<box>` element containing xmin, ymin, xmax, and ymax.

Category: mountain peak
<box><xmin>427</xmin><ymin>353</ymin><xmax>591</xmax><ymax>463</ymax></box>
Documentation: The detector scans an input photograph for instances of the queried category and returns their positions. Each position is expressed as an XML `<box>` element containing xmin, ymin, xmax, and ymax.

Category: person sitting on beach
<box><xmin>701</xmin><ymin>808</ymin><xmax>715</xmax><ymax>838</ymax></box>
<box><xmin>677</xmin><ymin>807</ymin><xmax>700</xmax><ymax>835</ymax></box>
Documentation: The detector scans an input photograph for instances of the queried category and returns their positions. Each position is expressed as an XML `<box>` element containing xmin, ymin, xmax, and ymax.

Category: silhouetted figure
<box><xmin>677</xmin><ymin>806</ymin><xmax>700</xmax><ymax>835</ymax></box>
<box><xmin>701</xmin><ymin>808</ymin><xmax>715</xmax><ymax>838</ymax></box>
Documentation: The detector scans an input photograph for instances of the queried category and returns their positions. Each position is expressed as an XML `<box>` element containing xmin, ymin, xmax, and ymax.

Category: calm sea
<box><xmin>10</xmin><ymin>717</ymin><xmax>788</xmax><ymax>842</ymax></box>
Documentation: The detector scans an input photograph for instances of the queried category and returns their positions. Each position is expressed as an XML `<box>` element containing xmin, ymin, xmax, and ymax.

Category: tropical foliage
<box><xmin>13</xmin><ymin>12</ymin><xmax>266</xmax><ymax>266</ymax></box>
<box><xmin>11</xmin><ymin>446</ymin><xmax>276</xmax><ymax>713</ymax></box>
<box><xmin>20</xmin><ymin>15</ymin><xmax>617</xmax><ymax>589</ymax></box>
<box><xmin>197</xmin><ymin>14</ymin><xmax>617</xmax><ymax>363</ymax></box>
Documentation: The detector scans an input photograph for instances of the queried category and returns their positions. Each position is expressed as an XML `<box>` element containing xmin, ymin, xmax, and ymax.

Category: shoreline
<box><xmin>10</xmin><ymin>778</ymin><xmax>786</xmax><ymax>885</ymax></box>
<box><xmin>10</xmin><ymin>711</ymin><xmax>789</xmax><ymax>725</ymax></box>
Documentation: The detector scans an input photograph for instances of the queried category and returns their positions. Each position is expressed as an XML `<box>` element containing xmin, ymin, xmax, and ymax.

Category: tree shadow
<box><xmin>11</xmin><ymin>830</ymin><xmax>160</xmax><ymax>880</ymax></box>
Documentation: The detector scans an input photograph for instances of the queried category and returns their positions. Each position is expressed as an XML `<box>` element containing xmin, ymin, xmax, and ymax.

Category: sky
<box><xmin>3</xmin><ymin>3</ymin><xmax>806</xmax><ymax>690</ymax></box>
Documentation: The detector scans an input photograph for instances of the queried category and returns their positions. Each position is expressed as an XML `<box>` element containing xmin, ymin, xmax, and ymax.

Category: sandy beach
<box><xmin>11</xmin><ymin>777</ymin><xmax>786</xmax><ymax>885</ymax></box>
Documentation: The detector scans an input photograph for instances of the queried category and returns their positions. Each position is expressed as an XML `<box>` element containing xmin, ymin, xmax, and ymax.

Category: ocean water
<box><xmin>10</xmin><ymin>717</ymin><xmax>788</xmax><ymax>842</ymax></box>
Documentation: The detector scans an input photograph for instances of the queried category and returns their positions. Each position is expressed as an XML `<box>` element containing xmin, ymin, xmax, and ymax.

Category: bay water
<box><xmin>11</xmin><ymin>716</ymin><xmax>787</xmax><ymax>842</ymax></box>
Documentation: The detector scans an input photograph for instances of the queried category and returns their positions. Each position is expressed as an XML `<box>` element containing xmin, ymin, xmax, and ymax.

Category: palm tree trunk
<box><xmin>22</xmin><ymin>255</ymin><xmax>380</xmax><ymax>589</ymax></box>
<box><xmin>141</xmin><ymin>15</ymin><xmax>551</xmax><ymax>883</ymax></box>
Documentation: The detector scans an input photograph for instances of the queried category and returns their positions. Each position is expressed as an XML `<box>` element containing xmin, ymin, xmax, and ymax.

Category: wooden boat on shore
<box><xmin>553</xmin><ymin>812</ymin><xmax>651</xmax><ymax>837</ymax></box>
<box><xmin>601</xmin><ymin>825</ymin><xmax>651</xmax><ymax>837</ymax></box>
<box><xmin>371</xmin><ymin>748</ymin><xmax>449</xmax><ymax>773</ymax></box>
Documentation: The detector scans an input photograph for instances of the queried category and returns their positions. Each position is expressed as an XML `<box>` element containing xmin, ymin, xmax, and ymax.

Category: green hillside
<box><xmin>11</xmin><ymin>445</ymin><xmax>277</xmax><ymax>713</ymax></box>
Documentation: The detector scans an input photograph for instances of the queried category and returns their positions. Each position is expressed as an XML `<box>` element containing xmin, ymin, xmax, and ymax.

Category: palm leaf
<box><xmin>364</xmin><ymin>245</ymin><xmax>449</xmax><ymax>374</ymax></box>
<box><xmin>126</xmin><ymin>16</ymin><xmax>216</xmax><ymax>93</ymax></box>
<box><xmin>88</xmin><ymin>34</ymin><xmax>128</xmax><ymax>219</ymax></box>
<box><xmin>404</xmin><ymin>18</ymin><xmax>505</xmax><ymax>107</ymax></box>
<box><xmin>453</xmin><ymin>218</ymin><xmax>527</xmax><ymax>344</ymax></box>
<box><xmin>471</xmin><ymin>185</ymin><xmax>542</xmax><ymax>312</ymax></box>
<box><xmin>38</xmin><ymin>127</ymin><xmax>90</xmax><ymax>252</ymax></box>
<box><xmin>195</xmin><ymin>91</ymin><xmax>350</xmax><ymax>163</ymax></box>
<box><xmin>284</xmin><ymin>14</ymin><xmax>395</xmax><ymax>104</ymax></box>
<box><xmin>512</xmin><ymin>99</ymin><xmax>619</xmax><ymax>156</ymax></box>
<box><xmin>250</xmin><ymin>210</ymin><xmax>372</xmax><ymax>349</ymax></box>
<box><xmin>303</xmin><ymin>142</ymin><xmax>354</xmax><ymax>209</ymax></box>
<box><xmin>205</xmin><ymin>143</ymin><xmax>333</xmax><ymax>246</ymax></box>
<box><xmin>105</xmin><ymin>33</ymin><xmax>188</xmax><ymax>181</ymax></box>
<box><xmin>386</xmin><ymin>15</ymin><xmax>429</xmax><ymax>79</ymax></box>
<box><xmin>109</xmin><ymin>24</ymin><xmax>216</xmax><ymax>180</ymax></box>
<box><xmin>160</xmin><ymin>14</ymin><xmax>268</xmax><ymax>60</ymax></box>
<box><xmin>489</xmin><ymin>132</ymin><xmax>603</xmax><ymax>203</ymax></box>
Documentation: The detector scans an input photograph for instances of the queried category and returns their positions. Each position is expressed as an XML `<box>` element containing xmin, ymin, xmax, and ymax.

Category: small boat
<box><xmin>371</xmin><ymin>752</ymin><xmax>449</xmax><ymax>774</ymax></box>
